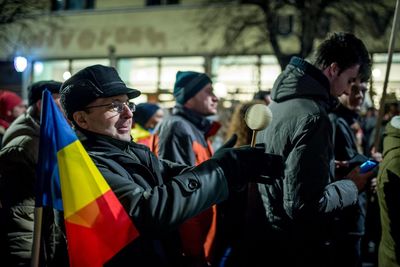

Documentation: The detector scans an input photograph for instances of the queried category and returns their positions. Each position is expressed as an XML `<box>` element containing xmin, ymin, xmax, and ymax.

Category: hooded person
<box><xmin>246</xmin><ymin>32</ymin><xmax>375</xmax><ymax>267</ymax></box>
<box><xmin>131</xmin><ymin>103</ymin><xmax>163</xmax><ymax>147</ymax></box>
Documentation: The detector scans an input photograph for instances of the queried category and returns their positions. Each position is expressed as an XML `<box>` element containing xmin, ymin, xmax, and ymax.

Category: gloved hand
<box><xmin>212</xmin><ymin>138</ymin><xmax>284</xmax><ymax>192</ymax></box>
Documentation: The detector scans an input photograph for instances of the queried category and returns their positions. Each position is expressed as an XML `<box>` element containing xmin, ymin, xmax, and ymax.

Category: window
<box><xmin>32</xmin><ymin>59</ymin><xmax>109</xmax><ymax>83</ymax></box>
<box><xmin>32</xmin><ymin>60</ymin><xmax>70</xmax><ymax>82</ymax></box>
<box><xmin>212</xmin><ymin>56</ymin><xmax>259</xmax><ymax>101</ymax></box>
<box><xmin>118</xmin><ymin>58</ymin><xmax>159</xmax><ymax>94</ymax></box>
<box><xmin>160</xmin><ymin>57</ymin><xmax>205</xmax><ymax>92</ymax></box>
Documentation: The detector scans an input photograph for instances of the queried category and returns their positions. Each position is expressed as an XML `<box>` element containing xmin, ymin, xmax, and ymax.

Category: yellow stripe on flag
<box><xmin>57</xmin><ymin>141</ymin><xmax>110</xmax><ymax>218</ymax></box>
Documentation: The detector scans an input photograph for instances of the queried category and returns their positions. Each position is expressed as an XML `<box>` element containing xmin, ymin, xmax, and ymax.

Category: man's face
<box><xmin>329</xmin><ymin>64</ymin><xmax>360</xmax><ymax>97</ymax></box>
<box><xmin>339</xmin><ymin>82</ymin><xmax>367</xmax><ymax>111</ymax></box>
<box><xmin>184</xmin><ymin>83</ymin><xmax>219</xmax><ymax>116</ymax></box>
<box><xmin>74</xmin><ymin>94</ymin><xmax>133</xmax><ymax>142</ymax></box>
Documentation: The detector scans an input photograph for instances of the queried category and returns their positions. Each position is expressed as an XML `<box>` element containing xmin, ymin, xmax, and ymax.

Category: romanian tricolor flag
<box><xmin>36</xmin><ymin>90</ymin><xmax>139</xmax><ymax>267</ymax></box>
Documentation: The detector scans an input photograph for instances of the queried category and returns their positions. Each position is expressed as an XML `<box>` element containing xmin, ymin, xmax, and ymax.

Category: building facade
<box><xmin>2</xmin><ymin>0</ymin><xmax>399</xmax><ymax>108</ymax></box>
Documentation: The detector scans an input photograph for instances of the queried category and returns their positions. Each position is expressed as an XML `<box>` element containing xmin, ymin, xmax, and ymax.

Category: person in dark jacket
<box><xmin>329</xmin><ymin>81</ymin><xmax>379</xmax><ymax>267</ymax></box>
<box><xmin>249</xmin><ymin>32</ymin><xmax>376</xmax><ymax>267</ymax></box>
<box><xmin>0</xmin><ymin>80</ymin><xmax>68</xmax><ymax>267</ymax></box>
<box><xmin>59</xmin><ymin>64</ymin><xmax>282</xmax><ymax>267</ymax></box>
<box><xmin>152</xmin><ymin>70</ymin><xmax>221</xmax><ymax>267</ymax></box>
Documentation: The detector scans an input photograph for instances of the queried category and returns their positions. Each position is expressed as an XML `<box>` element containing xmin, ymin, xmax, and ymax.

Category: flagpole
<box><xmin>373</xmin><ymin>0</ymin><xmax>400</xmax><ymax>151</ymax></box>
<box><xmin>31</xmin><ymin>206</ymin><xmax>43</xmax><ymax>267</ymax></box>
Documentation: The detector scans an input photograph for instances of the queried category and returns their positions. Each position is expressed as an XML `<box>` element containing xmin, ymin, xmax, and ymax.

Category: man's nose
<box><xmin>121</xmin><ymin>104</ymin><xmax>133</xmax><ymax>118</ymax></box>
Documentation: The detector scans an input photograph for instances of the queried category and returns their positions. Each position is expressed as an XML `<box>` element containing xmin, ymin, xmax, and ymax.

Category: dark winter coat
<box><xmin>153</xmin><ymin>105</ymin><xmax>218</xmax><ymax>165</ymax></box>
<box><xmin>251</xmin><ymin>57</ymin><xmax>360</xmax><ymax>266</ymax></box>
<box><xmin>78</xmin><ymin>130</ymin><xmax>229</xmax><ymax>267</ymax></box>
<box><xmin>151</xmin><ymin>105</ymin><xmax>220</xmax><ymax>265</ymax></box>
<box><xmin>0</xmin><ymin>107</ymin><xmax>68</xmax><ymax>267</ymax></box>
<box><xmin>329</xmin><ymin>103</ymin><xmax>368</xmax><ymax>266</ymax></box>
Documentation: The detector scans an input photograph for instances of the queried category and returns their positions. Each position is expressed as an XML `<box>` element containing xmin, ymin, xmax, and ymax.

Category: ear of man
<box><xmin>328</xmin><ymin>62</ymin><xmax>339</xmax><ymax>77</ymax></box>
<box><xmin>36</xmin><ymin>100</ymin><xmax>42</xmax><ymax>112</ymax></box>
<box><xmin>73</xmin><ymin>111</ymin><xmax>89</xmax><ymax>129</ymax></box>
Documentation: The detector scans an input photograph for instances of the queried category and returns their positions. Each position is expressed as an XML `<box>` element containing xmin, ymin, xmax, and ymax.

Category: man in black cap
<box><xmin>59</xmin><ymin>64</ymin><xmax>282</xmax><ymax>267</ymax></box>
<box><xmin>0</xmin><ymin>80</ymin><xmax>68</xmax><ymax>267</ymax></box>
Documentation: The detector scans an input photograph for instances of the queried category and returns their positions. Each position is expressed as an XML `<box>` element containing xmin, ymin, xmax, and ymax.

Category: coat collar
<box><xmin>272</xmin><ymin>57</ymin><xmax>339</xmax><ymax>112</ymax></box>
<box><xmin>172</xmin><ymin>105</ymin><xmax>220</xmax><ymax>137</ymax></box>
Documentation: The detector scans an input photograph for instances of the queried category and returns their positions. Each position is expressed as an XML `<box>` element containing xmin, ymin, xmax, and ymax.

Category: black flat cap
<box><xmin>28</xmin><ymin>80</ymin><xmax>62</xmax><ymax>106</ymax></box>
<box><xmin>60</xmin><ymin>64</ymin><xmax>141</xmax><ymax>121</ymax></box>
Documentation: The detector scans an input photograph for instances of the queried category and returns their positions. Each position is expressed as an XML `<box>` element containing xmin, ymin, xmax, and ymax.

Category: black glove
<box><xmin>212</xmin><ymin>141</ymin><xmax>284</xmax><ymax>192</ymax></box>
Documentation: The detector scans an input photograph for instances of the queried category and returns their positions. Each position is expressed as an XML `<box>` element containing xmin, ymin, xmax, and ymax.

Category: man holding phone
<box><xmin>247</xmin><ymin>32</ymin><xmax>376</xmax><ymax>267</ymax></box>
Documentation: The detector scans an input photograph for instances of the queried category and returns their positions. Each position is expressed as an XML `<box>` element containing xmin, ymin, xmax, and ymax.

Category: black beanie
<box><xmin>173</xmin><ymin>71</ymin><xmax>212</xmax><ymax>104</ymax></box>
<box><xmin>28</xmin><ymin>80</ymin><xmax>62</xmax><ymax>106</ymax></box>
<box><xmin>134</xmin><ymin>103</ymin><xmax>160</xmax><ymax>128</ymax></box>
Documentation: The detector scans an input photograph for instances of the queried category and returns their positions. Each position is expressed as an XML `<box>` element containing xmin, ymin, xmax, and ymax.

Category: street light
<box><xmin>14</xmin><ymin>56</ymin><xmax>28</xmax><ymax>72</ymax></box>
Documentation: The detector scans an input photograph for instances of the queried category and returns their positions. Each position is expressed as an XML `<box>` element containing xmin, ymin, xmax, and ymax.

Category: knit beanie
<box><xmin>134</xmin><ymin>103</ymin><xmax>160</xmax><ymax>128</ymax></box>
<box><xmin>28</xmin><ymin>80</ymin><xmax>62</xmax><ymax>106</ymax></box>
<box><xmin>173</xmin><ymin>71</ymin><xmax>212</xmax><ymax>104</ymax></box>
<box><xmin>0</xmin><ymin>90</ymin><xmax>23</xmax><ymax>118</ymax></box>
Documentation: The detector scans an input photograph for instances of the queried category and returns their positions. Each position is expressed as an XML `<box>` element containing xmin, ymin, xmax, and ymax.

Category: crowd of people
<box><xmin>0</xmin><ymin>32</ymin><xmax>399</xmax><ymax>267</ymax></box>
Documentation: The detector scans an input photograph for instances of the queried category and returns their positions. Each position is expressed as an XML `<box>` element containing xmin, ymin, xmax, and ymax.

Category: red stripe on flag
<box><xmin>65</xmin><ymin>190</ymin><xmax>139</xmax><ymax>267</ymax></box>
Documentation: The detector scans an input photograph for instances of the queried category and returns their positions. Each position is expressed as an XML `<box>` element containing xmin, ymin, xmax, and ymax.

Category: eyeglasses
<box><xmin>85</xmin><ymin>101</ymin><xmax>136</xmax><ymax>113</ymax></box>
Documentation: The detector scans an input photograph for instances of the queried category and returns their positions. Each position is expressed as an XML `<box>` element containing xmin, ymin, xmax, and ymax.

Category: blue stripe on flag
<box><xmin>35</xmin><ymin>90</ymin><xmax>77</xmax><ymax>209</ymax></box>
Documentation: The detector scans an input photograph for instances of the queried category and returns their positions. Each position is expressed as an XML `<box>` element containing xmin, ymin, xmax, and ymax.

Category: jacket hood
<box><xmin>382</xmin><ymin>116</ymin><xmax>400</xmax><ymax>157</ymax></box>
<box><xmin>271</xmin><ymin>57</ymin><xmax>337</xmax><ymax>110</ymax></box>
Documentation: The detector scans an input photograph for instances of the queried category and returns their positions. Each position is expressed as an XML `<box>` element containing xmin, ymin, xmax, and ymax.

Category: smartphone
<box><xmin>359</xmin><ymin>160</ymin><xmax>379</xmax><ymax>174</ymax></box>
